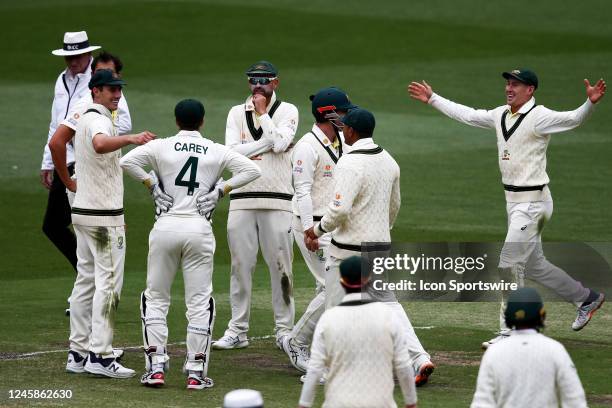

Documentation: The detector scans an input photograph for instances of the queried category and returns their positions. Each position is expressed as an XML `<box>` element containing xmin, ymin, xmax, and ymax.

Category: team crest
<box><xmin>323</xmin><ymin>164</ymin><xmax>333</xmax><ymax>178</ymax></box>
<box><xmin>117</xmin><ymin>236</ymin><xmax>124</xmax><ymax>249</ymax></box>
<box><xmin>502</xmin><ymin>149</ymin><xmax>510</xmax><ymax>161</ymax></box>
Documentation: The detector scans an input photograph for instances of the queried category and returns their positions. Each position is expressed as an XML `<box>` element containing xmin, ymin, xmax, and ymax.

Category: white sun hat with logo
<box><xmin>51</xmin><ymin>31</ymin><xmax>101</xmax><ymax>56</ymax></box>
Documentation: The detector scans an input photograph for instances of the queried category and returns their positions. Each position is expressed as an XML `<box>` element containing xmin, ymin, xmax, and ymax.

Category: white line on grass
<box><xmin>1</xmin><ymin>330</ymin><xmax>433</xmax><ymax>361</ymax></box>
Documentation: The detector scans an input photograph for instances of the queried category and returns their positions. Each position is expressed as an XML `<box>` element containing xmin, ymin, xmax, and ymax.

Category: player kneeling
<box><xmin>120</xmin><ymin>99</ymin><xmax>261</xmax><ymax>389</ymax></box>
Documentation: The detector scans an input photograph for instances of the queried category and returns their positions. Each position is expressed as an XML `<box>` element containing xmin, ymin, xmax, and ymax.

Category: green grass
<box><xmin>1</xmin><ymin>0</ymin><xmax>611</xmax><ymax>406</ymax></box>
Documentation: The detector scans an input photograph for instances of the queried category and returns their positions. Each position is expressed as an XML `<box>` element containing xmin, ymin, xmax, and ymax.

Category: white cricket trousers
<box><xmin>225</xmin><ymin>209</ymin><xmax>294</xmax><ymax>340</ymax></box>
<box><xmin>291</xmin><ymin>215</ymin><xmax>330</xmax><ymax>347</ymax></box>
<box><xmin>70</xmin><ymin>225</ymin><xmax>125</xmax><ymax>358</ymax></box>
<box><xmin>140</xmin><ymin>219</ymin><xmax>216</xmax><ymax>374</ymax></box>
<box><xmin>498</xmin><ymin>201</ymin><xmax>590</xmax><ymax>329</ymax></box>
<box><xmin>325</xmin><ymin>253</ymin><xmax>432</xmax><ymax>374</ymax></box>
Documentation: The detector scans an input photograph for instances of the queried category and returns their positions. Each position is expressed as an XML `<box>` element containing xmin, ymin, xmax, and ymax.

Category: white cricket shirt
<box><xmin>299</xmin><ymin>293</ymin><xmax>417</xmax><ymax>408</ymax></box>
<box><xmin>120</xmin><ymin>130</ymin><xmax>261</xmax><ymax>233</ymax></box>
<box><xmin>71</xmin><ymin>103</ymin><xmax>124</xmax><ymax>227</ymax></box>
<box><xmin>225</xmin><ymin>92</ymin><xmax>298</xmax><ymax>211</ymax></box>
<box><xmin>291</xmin><ymin>124</ymin><xmax>343</xmax><ymax>231</ymax></box>
<box><xmin>429</xmin><ymin>93</ymin><xmax>595</xmax><ymax>202</ymax></box>
<box><xmin>471</xmin><ymin>329</ymin><xmax>587</xmax><ymax>408</ymax></box>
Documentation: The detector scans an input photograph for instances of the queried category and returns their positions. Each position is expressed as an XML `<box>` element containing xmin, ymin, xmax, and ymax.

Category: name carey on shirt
<box><xmin>174</xmin><ymin>142</ymin><xmax>208</xmax><ymax>155</ymax></box>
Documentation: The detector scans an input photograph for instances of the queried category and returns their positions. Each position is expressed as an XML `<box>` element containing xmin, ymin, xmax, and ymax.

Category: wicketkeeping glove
<box><xmin>196</xmin><ymin>178</ymin><xmax>225</xmax><ymax>219</ymax></box>
<box><xmin>148</xmin><ymin>170</ymin><xmax>173</xmax><ymax>217</ymax></box>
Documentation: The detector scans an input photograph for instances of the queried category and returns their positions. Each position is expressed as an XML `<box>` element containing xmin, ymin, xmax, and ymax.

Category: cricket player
<box><xmin>120</xmin><ymin>99</ymin><xmax>261</xmax><ymax>389</ymax></box>
<box><xmin>41</xmin><ymin>31</ymin><xmax>101</xmax><ymax>285</ymax></box>
<box><xmin>49</xmin><ymin>51</ymin><xmax>132</xmax><ymax>313</ymax></box>
<box><xmin>305</xmin><ymin>108</ymin><xmax>435</xmax><ymax>386</ymax></box>
<box><xmin>471</xmin><ymin>287</ymin><xmax>587</xmax><ymax>407</ymax></box>
<box><xmin>282</xmin><ymin>87</ymin><xmax>355</xmax><ymax>372</ymax></box>
<box><xmin>299</xmin><ymin>256</ymin><xmax>418</xmax><ymax>408</ymax></box>
<box><xmin>215</xmin><ymin>61</ymin><xmax>299</xmax><ymax>350</ymax></box>
<box><xmin>408</xmin><ymin>70</ymin><xmax>606</xmax><ymax>348</ymax></box>
<box><xmin>63</xmin><ymin>69</ymin><xmax>155</xmax><ymax>378</ymax></box>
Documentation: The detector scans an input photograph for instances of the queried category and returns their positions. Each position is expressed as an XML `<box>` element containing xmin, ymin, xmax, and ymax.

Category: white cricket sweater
<box><xmin>71</xmin><ymin>103</ymin><xmax>124</xmax><ymax>227</ymax></box>
<box><xmin>291</xmin><ymin>124</ymin><xmax>343</xmax><ymax>230</ymax></box>
<box><xmin>299</xmin><ymin>293</ymin><xmax>417</xmax><ymax>408</ymax></box>
<box><xmin>225</xmin><ymin>92</ymin><xmax>298</xmax><ymax>212</ymax></box>
<box><xmin>315</xmin><ymin>138</ymin><xmax>401</xmax><ymax>259</ymax></box>
<box><xmin>429</xmin><ymin>94</ymin><xmax>595</xmax><ymax>202</ymax></box>
<box><xmin>471</xmin><ymin>329</ymin><xmax>587</xmax><ymax>408</ymax></box>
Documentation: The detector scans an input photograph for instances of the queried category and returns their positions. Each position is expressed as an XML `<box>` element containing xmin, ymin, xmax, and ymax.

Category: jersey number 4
<box><xmin>175</xmin><ymin>156</ymin><xmax>200</xmax><ymax>196</ymax></box>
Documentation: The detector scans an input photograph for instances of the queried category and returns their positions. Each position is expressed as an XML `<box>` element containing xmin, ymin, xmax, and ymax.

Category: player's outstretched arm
<box><xmin>407</xmin><ymin>80</ymin><xmax>495</xmax><ymax>130</ymax></box>
<box><xmin>92</xmin><ymin>131</ymin><xmax>156</xmax><ymax>154</ymax></box>
<box><xmin>533</xmin><ymin>78</ymin><xmax>606</xmax><ymax>135</ymax></box>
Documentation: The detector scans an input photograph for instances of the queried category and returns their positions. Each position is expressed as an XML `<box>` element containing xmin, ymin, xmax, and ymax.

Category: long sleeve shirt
<box><xmin>429</xmin><ymin>93</ymin><xmax>595</xmax><ymax>202</ymax></box>
<box><xmin>41</xmin><ymin>63</ymin><xmax>93</xmax><ymax>170</ymax></box>
<box><xmin>315</xmin><ymin>138</ymin><xmax>400</xmax><ymax>258</ymax></box>
<box><xmin>225</xmin><ymin>92</ymin><xmax>298</xmax><ymax>211</ymax></box>
<box><xmin>291</xmin><ymin>124</ymin><xmax>343</xmax><ymax>230</ymax></box>
<box><xmin>471</xmin><ymin>329</ymin><xmax>587</xmax><ymax>408</ymax></box>
<box><xmin>299</xmin><ymin>293</ymin><xmax>417</xmax><ymax>408</ymax></box>
<box><xmin>120</xmin><ymin>130</ymin><xmax>261</xmax><ymax>232</ymax></box>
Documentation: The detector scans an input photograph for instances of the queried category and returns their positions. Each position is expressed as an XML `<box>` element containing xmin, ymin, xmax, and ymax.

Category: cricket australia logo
<box><xmin>502</xmin><ymin>149</ymin><xmax>510</xmax><ymax>161</ymax></box>
<box><xmin>117</xmin><ymin>236</ymin><xmax>124</xmax><ymax>249</ymax></box>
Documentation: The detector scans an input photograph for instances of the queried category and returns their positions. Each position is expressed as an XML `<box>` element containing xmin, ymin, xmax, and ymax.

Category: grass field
<box><xmin>0</xmin><ymin>0</ymin><xmax>611</xmax><ymax>406</ymax></box>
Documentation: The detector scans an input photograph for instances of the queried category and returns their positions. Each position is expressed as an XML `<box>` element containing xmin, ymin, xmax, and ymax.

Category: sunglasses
<box><xmin>248</xmin><ymin>77</ymin><xmax>276</xmax><ymax>85</ymax></box>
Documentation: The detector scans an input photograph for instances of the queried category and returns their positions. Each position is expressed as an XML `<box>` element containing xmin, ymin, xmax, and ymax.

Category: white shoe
<box><xmin>187</xmin><ymin>373</ymin><xmax>214</xmax><ymax>390</ymax></box>
<box><xmin>572</xmin><ymin>293</ymin><xmax>605</xmax><ymax>331</ymax></box>
<box><xmin>481</xmin><ymin>330</ymin><xmax>511</xmax><ymax>350</ymax></box>
<box><xmin>65</xmin><ymin>350</ymin><xmax>87</xmax><ymax>373</ymax></box>
<box><xmin>212</xmin><ymin>335</ymin><xmax>249</xmax><ymax>350</ymax></box>
<box><xmin>283</xmin><ymin>337</ymin><xmax>309</xmax><ymax>373</ymax></box>
<box><xmin>300</xmin><ymin>373</ymin><xmax>326</xmax><ymax>385</ymax></box>
<box><xmin>84</xmin><ymin>352</ymin><xmax>135</xmax><ymax>378</ymax></box>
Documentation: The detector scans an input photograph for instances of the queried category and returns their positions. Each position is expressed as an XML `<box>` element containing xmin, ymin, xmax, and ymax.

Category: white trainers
<box><xmin>84</xmin><ymin>352</ymin><xmax>135</xmax><ymax>378</ymax></box>
<box><xmin>572</xmin><ymin>293</ymin><xmax>605</xmax><ymax>331</ymax></box>
<box><xmin>283</xmin><ymin>336</ymin><xmax>309</xmax><ymax>373</ymax></box>
<box><xmin>212</xmin><ymin>335</ymin><xmax>249</xmax><ymax>350</ymax></box>
<box><xmin>481</xmin><ymin>330</ymin><xmax>511</xmax><ymax>350</ymax></box>
<box><xmin>65</xmin><ymin>350</ymin><xmax>87</xmax><ymax>373</ymax></box>
<box><xmin>186</xmin><ymin>373</ymin><xmax>214</xmax><ymax>390</ymax></box>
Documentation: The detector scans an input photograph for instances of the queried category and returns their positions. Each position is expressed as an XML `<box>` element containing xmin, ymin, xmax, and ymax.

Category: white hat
<box><xmin>223</xmin><ymin>389</ymin><xmax>264</xmax><ymax>408</ymax></box>
<box><xmin>51</xmin><ymin>31</ymin><xmax>101</xmax><ymax>56</ymax></box>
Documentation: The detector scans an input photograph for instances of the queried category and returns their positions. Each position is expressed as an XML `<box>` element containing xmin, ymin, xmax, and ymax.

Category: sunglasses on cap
<box><xmin>248</xmin><ymin>77</ymin><xmax>277</xmax><ymax>85</ymax></box>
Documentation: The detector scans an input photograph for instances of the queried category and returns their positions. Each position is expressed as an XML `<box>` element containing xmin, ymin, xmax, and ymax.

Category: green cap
<box><xmin>502</xmin><ymin>68</ymin><xmax>538</xmax><ymax>89</ymax></box>
<box><xmin>175</xmin><ymin>99</ymin><xmax>205</xmax><ymax>126</ymax></box>
<box><xmin>88</xmin><ymin>69</ymin><xmax>126</xmax><ymax>89</ymax></box>
<box><xmin>341</xmin><ymin>107</ymin><xmax>376</xmax><ymax>135</ymax></box>
<box><xmin>504</xmin><ymin>287</ymin><xmax>546</xmax><ymax>329</ymax></box>
<box><xmin>245</xmin><ymin>60</ymin><xmax>278</xmax><ymax>77</ymax></box>
<box><xmin>310</xmin><ymin>86</ymin><xmax>357</xmax><ymax>120</ymax></box>
<box><xmin>339</xmin><ymin>256</ymin><xmax>371</xmax><ymax>289</ymax></box>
